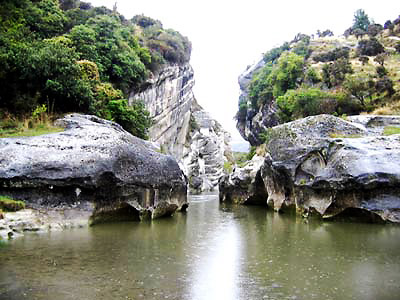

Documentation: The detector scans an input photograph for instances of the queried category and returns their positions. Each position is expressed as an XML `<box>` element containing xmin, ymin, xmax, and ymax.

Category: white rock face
<box><xmin>129</xmin><ymin>63</ymin><xmax>232</xmax><ymax>193</ymax></box>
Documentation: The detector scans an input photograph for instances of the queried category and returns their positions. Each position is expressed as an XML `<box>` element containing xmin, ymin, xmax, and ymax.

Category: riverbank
<box><xmin>0</xmin><ymin>208</ymin><xmax>91</xmax><ymax>241</ymax></box>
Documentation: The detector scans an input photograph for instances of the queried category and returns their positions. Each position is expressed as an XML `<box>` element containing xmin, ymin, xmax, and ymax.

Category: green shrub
<box><xmin>107</xmin><ymin>99</ymin><xmax>152</xmax><ymax>139</ymax></box>
<box><xmin>313</xmin><ymin>47</ymin><xmax>350</xmax><ymax>62</ymax></box>
<box><xmin>322</xmin><ymin>58</ymin><xmax>353</xmax><ymax>88</ymax></box>
<box><xmin>357</xmin><ymin>38</ymin><xmax>384</xmax><ymax>56</ymax></box>
<box><xmin>277</xmin><ymin>88</ymin><xmax>355</xmax><ymax>122</ymax></box>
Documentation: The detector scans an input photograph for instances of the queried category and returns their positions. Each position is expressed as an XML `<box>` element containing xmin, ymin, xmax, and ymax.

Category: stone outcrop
<box><xmin>0</xmin><ymin>114</ymin><xmax>188</xmax><ymax>229</ymax></box>
<box><xmin>182</xmin><ymin>101</ymin><xmax>232</xmax><ymax>193</ymax></box>
<box><xmin>219</xmin><ymin>155</ymin><xmax>266</xmax><ymax>205</ymax></box>
<box><xmin>220</xmin><ymin>114</ymin><xmax>400</xmax><ymax>223</ymax></box>
<box><xmin>129</xmin><ymin>63</ymin><xmax>232</xmax><ymax>193</ymax></box>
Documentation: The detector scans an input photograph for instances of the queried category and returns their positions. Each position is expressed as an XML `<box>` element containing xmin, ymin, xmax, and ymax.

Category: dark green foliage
<box><xmin>375</xmin><ymin>77</ymin><xmax>395</xmax><ymax>97</ymax></box>
<box><xmin>248</xmin><ymin>64</ymin><xmax>273</xmax><ymax>109</ymax></box>
<box><xmin>367</xmin><ymin>24</ymin><xmax>383</xmax><ymax>37</ymax></box>
<box><xmin>0</xmin><ymin>0</ymin><xmax>189</xmax><ymax>139</ymax></box>
<box><xmin>359</xmin><ymin>56</ymin><xmax>369</xmax><ymax>65</ymax></box>
<box><xmin>106</xmin><ymin>100</ymin><xmax>152</xmax><ymax>139</ymax></box>
<box><xmin>236</xmin><ymin>99</ymin><xmax>248</xmax><ymax>121</ymax></box>
<box><xmin>353</xmin><ymin>9</ymin><xmax>371</xmax><ymax>31</ymax></box>
<box><xmin>353</xmin><ymin>28</ymin><xmax>366</xmax><ymax>39</ymax></box>
<box><xmin>277</xmin><ymin>88</ymin><xmax>357</xmax><ymax>122</ymax></box>
<box><xmin>313</xmin><ymin>47</ymin><xmax>350</xmax><ymax>62</ymax></box>
<box><xmin>131</xmin><ymin>15</ymin><xmax>162</xmax><ymax>28</ymax></box>
<box><xmin>304</xmin><ymin>67</ymin><xmax>321</xmax><ymax>85</ymax></box>
<box><xmin>269</xmin><ymin>52</ymin><xmax>305</xmax><ymax>98</ymax></box>
<box><xmin>317</xmin><ymin>29</ymin><xmax>334</xmax><ymax>37</ymax></box>
<box><xmin>133</xmin><ymin>15</ymin><xmax>191</xmax><ymax>66</ymax></box>
<box><xmin>248</xmin><ymin>52</ymin><xmax>304</xmax><ymax>110</ymax></box>
<box><xmin>263</xmin><ymin>42</ymin><xmax>290</xmax><ymax>63</ymax></box>
<box><xmin>357</xmin><ymin>38</ymin><xmax>384</xmax><ymax>56</ymax></box>
<box><xmin>322</xmin><ymin>58</ymin><xmax>353</xmax><ymax>88</ymax></box>
<box><xmin>343</xmin><ymin>73</ymin><xmax>375</xmax><ymax>106</ymax></box>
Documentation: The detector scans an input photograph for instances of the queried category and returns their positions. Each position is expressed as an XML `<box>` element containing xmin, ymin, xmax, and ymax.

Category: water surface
<box><xmin>1</xmin><ymin>194</ymin><xmax>400</xmax><ymax>300</ymax></box>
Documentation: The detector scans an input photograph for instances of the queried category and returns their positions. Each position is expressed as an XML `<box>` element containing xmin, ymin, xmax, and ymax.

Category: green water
<box><xmin>1</xmin><ymin>194</ymin><xmax>400</xmax><ymax>300</ymax></box>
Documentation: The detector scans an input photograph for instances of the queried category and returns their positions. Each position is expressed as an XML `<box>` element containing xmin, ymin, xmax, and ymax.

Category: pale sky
<box><xmin>88</xmin><ymin>0</ymin><xmax>399</xmax><ymax>147</ymax></box>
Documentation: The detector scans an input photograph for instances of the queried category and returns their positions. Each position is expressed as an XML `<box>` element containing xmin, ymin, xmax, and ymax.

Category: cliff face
<box><xmin>129</xmin><ymin>63</ymin><xmax>232</xmax><ymax>193</ymax></box>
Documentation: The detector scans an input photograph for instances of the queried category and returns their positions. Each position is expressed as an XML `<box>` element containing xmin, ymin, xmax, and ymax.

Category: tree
<box><xmin>343</xmin><ymin>73</ymin><xmax>374</xmax><ymax>106</ymax></box>
<box><xmin>353</xmin><ymin>9</ymin><xmax>371</xmax><ymax>31</ymax></box>
<box><xmin>269</xmin><ymin>51</ymin><xmax>305</xmax><ymax>98</ymax></box>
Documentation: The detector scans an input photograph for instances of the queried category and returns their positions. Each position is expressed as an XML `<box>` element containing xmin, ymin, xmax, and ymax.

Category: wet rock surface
<box><xmin>221</xmin><ymin>114</ymin><xmax>400</xmax><ymax>223</ymax></box>
<box><xmin>0</xmin><ymin>114</ymin><xmax>188</xmax><ymax>236</ymax></box>
<box><xmin>219</xmin><ymin>155</ymin><xmax>267</xmax><ymax>205</ymax></box>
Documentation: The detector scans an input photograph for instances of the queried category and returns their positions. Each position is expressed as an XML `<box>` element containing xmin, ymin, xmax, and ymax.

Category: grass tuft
<box><xmin>383</xmin><ymin>126</ymin><xmax>400</xmax><ymax>136</ymax></box>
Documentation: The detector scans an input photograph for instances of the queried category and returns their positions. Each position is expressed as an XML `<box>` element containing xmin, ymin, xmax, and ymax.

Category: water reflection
<box><xmin>1</xmin><ymin>195</ymin><xmax>400</xmax><ymax>300</ymax></box>
<box><xmin>190</xmin><ymin>219</ymin><xmax>240</xmax><ymax>300</ymax></box>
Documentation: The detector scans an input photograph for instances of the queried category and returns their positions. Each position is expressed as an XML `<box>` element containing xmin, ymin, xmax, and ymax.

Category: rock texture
<box><xmin>219</xmin><ymin>155</ymin><xmax>266</xmax><ymax>205</ymax></box>
<box><xmin>0</xmin><ymin>114</ymin><xmax>188</xmax><ymax>228</ymax></box>
<box><xmin>221</xmin><ymin>114</ymin><xmax>400</xmax><ymax>223</ymax></box>
<box><xmin>129</xmin><ymin>63</ymin><xmax>232</xmax><ymax>193</ymax></box>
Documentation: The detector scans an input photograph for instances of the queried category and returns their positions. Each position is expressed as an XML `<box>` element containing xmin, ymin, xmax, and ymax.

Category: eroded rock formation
<box><xmin>129</xmin><ymin>63</ymin><xmax>232</xmax><ymax>193</ymax></box>
<box><xmin>221</xmin><ymin>114</ymin><xmax>400</xmax><ymax>223</ymax></box>
<box><xmin>0</xmin><ymin>114</ymin><xmax>188</xmax><ymax>227</ymax></box>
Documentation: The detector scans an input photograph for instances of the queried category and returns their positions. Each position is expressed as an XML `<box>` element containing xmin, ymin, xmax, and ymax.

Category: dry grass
<box><xmin>0</xmin><ymin>112</ymin><xmax>63</xmax><ymax>138</ymax></box>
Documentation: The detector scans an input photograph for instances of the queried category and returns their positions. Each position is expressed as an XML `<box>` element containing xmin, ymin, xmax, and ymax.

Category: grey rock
<box><xmin>0</xmin><ymin>114</ymin><xmax>188</xmax><ymax>228</ymax></box>
<box><xmin>221</xmin><ymin>114</ymin><xmax>400</xmax><ymax>223</ymax></box>
<box><xmin>219</xmin><ymin>155</ymin><xmax>267</xmax><ymax>205</ymax></box>
<box><xmin>130</xmin><ymin>63</ymin><xmax>232</xmax><ymax>193</ymax></box>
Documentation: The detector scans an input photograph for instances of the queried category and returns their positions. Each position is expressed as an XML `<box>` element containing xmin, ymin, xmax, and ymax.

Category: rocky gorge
<box><xmin>129</xmin><ymin>63</ymin><xmax>232</xmax><ymax>194</ymax></box>
<box><xmin>0</xmin><ymin>114</ymin><xmax>188</xmax><ymax>239</ymax></box>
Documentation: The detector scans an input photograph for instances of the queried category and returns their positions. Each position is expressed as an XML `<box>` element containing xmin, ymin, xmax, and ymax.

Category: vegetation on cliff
<box><xmin>237</xmin><ymin>10</ymin><xmax>400</xmax><ymax>124</ymax></box>
<box><xmin>0</xmin><ymin>0</ymin><xmax>191</xmax><ymax>139</ymax></box>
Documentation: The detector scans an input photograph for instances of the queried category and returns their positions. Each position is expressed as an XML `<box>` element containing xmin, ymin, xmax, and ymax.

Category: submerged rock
<box><xmin>220</xmin><ymin>114</ymin><xmax>400</xmax><ymax>223</ymax></box>
<box><xmin>0</xmin><ymin>114</ymin><xmax>188</xmax><ymax>232</ymax></box>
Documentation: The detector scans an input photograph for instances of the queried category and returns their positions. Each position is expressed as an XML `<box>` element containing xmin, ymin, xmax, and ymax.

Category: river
<box><xmin>1</xmin><ymin>194</ymin><xmax>400</xmax><ymax>300</ymax></box>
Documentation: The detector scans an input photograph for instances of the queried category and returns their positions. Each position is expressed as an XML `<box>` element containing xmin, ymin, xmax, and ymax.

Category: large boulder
<box><xmin>0</xmin><ymin>114</ymin><xmax>188</xmax><ymax>226</ymax></box>
<box><xmin>221</xmin><ymin>114</ymin><xmax>400</xmax><ymax>223</ymax></box>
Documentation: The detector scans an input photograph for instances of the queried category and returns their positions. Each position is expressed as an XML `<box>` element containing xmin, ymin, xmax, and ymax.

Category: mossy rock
<box><xmin>0</xmin><ymin>196</ymin><xmax>25</xmax><ymax>212</ymax></box>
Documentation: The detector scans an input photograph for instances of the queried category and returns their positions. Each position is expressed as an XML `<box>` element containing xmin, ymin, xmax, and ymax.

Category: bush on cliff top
<box><xmin>0</xmin><ymin>0</ymin><xmax>189</xmax><ymax>139</ymax></box>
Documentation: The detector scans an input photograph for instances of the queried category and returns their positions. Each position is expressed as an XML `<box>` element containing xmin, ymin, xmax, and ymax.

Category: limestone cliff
<box><xmin>129</xmin><ymin>63</ymin><xmax>232</xmax><ymax>193</ymax></box>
